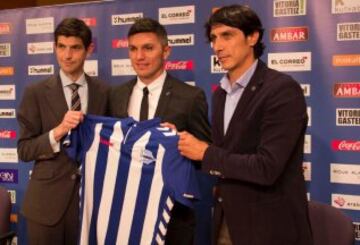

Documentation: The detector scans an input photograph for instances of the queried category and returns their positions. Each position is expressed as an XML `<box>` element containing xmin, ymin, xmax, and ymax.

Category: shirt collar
<box><xmin>136</xmin><ymin>71</ymin><xmax>167</xmax><ymax>93</ymax></box>
<box><xmin>220</xmin><ymin>59</ymin><xmax>258</xmax><ymax>94</ymax></box>
<box><xmin>60</xmin><ymin>69</ymin><xmax>87</xmax><ymax>88</ymax></box>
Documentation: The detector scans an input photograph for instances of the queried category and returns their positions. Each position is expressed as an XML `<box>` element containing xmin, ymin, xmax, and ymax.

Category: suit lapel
<box><xmin>87</xmin><ymin>75</ymin><xmax>97</xmax><ymax>114</ymax></box>
<box><xmin>154</xmin><ymin>74</ymin><xmax>173</xmax><ymax>118</ymax></box>
<box><xmin>44</xmin><ymin>75</ymin><xmax>68</xmax><ymax>123</ymax></box>
<box><xmin>214</xmin><ymin>88</ymin><xmax>227</xmax><ymax>142</ymax></box>
<box><xmin>122</xmin><ymin>79</ymin><xmax>137</xmax><ymax>118</ymax></box>
<box><xmin>223</xmin><ymin>61</ymin><xmax>265</xmax><ymax>140</ymax></box>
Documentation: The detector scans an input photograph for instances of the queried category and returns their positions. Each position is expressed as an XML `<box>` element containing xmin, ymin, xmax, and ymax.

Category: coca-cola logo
<box><xmin>332</xmin><ymin>140</ymin><xmax>360</xmax><ymax>151</ymax></box>
<box><xmin>165</xmin><ymin>60</ymin><xmax>193</xmax><ymax>70</ymax></box>
<box><xmin>0</xmin><ymin>130</ymin><xmax>16</xmax><ymax>139</ymax></box>
<box><xmin>334</xmin><ymin>196</ymin><xmax>346</xmax><ymax>207</ymax></box>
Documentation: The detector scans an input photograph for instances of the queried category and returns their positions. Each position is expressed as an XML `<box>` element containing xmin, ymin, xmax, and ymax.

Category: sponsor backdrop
<box><xmin>0</xmin><ymin>0</ymin><xmax>359</xmax><ymax>244</ymax></box>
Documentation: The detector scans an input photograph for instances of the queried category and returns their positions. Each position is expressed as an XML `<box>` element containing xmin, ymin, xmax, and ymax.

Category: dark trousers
<box><xmin>26</xmin><ymin>183</ymin><xmax>79</xmax><ymax>245</ymax></box>
<box><xmin>165</xmin><ymin>202</ymin><xmax>196</xmax><ymax>245</ymax></box>
<box><xmin>213</xmin><ymin>201</ymin><xmax>233</xmax><ymax>245</ymax></box>
<box><xmin>217</xmin><ymin>218</ymin><xmax>233</xmax><ymax>245</ymax></box>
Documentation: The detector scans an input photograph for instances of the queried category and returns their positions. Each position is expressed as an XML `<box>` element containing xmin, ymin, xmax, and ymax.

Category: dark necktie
<box><xmin>140</xmin><ymin>87</ymin><xmax>149</xmax><ymax>121</ymax></box>
<box><xmin>69</xmin><ymin>83</ymin><xmax>81</xmax><ymax>111</ymax></box>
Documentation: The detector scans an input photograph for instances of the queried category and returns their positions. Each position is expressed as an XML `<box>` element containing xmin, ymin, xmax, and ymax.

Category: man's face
<box><xmin>128</xmin><ymin>32</ymin><xmax>170</xmax><ymax>84</ymax></box>
<box><xmin>55</xmin><ymin>35</ymin><xmax>92</xmax><ymax>80</ymax></box>
<box><xmin>210</xmin><ymin>24</ymin><xmax>258</xmax><ymax>79</ymax></box>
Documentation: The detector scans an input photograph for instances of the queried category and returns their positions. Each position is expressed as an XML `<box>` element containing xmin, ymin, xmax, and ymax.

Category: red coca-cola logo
<box><xmin>112</xmin><ymin>39</ymin><xmax>128</xmax><ymax>48</ymax></box>
<box><xmin>0</xmin><ymin>130</ymin><xmax>16</xmax><ymax>139</ymax></box>
<box><xmin>332</xmin><ymin>140</ymin><xmax>360</xmax><ymax>151</ymax></box>
<box><xmin>165</xmin><ymin>60</ymin><xmax>193</xmax><ymax>70</ymax></box>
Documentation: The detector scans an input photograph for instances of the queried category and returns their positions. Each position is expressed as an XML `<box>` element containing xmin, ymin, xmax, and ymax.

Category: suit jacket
<box><xmin>17</xmin><ymin>74</ymin><xmax>108</xmax><ymax>226</ymax></box>
<box><xmin>109</xmin><ymin>74</ymin><xmax>211</xmax><ymax>244</ymax></box>
<box><xmin>109</xmin><ymin>73</ymin><xmax>211</xmax><ymax>142</ymax></box>
<box><xmin>203</xmin><ymin>60</ymin><xmax>313</xmax><ymax>245</ymax></box>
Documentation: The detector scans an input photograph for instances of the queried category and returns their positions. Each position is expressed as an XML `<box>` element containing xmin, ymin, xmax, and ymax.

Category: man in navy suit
<box><xmin>177</xmin><ymin>5</ymin><xmax>313</xmax><ymax>245</ymax></box>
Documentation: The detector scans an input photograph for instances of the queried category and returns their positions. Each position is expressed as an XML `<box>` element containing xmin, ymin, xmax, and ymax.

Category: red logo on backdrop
<box><xmin>332</xmin><ymin>140</ymin><xmax>360</xmax><ymax>151</ymax></box>
<box><xmin>333</xmin><ymin>82</ymin><xmax>360</xmax><ymax>98</ymax></box>
<box><xmin>0</xmin><ymin>23</ymin><xmax>11</xmax><ymax>34</ymax></box>
<box><xmin>81</xmin><ymin>18</ymin><xmax>97</xmax><ymax>27</ymax></box>
<box><xmin>0</xmin><ymin>130</ymin><xmax>16</xmax><ymax>139</ymax></box>
<box><xmin>270</xmin><ymin>26</ymin><xmax>309</xmax><ymax>42</ymax></box>
<box><xmin>334</xmin><ymin>196</ymin><xmax>346</xmax><ymax>207</ymax></box>
<box><xmin>112</xmin><ymin>39</ymin><xmax>128</xmax><ymax>48</ymax></box>
<box><xmin>165</xmin><ymin>60</ymin><xmax>193</xmax><ymax>70</ymax></box>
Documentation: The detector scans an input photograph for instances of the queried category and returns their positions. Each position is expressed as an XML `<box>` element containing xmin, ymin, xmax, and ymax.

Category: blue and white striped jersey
<box><xmin>66</xmin><ymin>115</ymin><xmax>200</xmax><ymax>245</ymax></box>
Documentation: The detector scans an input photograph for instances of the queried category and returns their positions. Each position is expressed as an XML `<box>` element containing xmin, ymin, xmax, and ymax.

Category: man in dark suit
<box><xmin>177</xmin><ymin>5</ymin><xmax>313</xmax><ymax>245</ymax></box>
<box><xmin>17</xmin><ymin>18</ymin><xmax>108</xmax><ymax>245</ymax></box>
<box><xmin>109</xmin><ymin>18</ymin><xmax>211</xmax><ymax>245</ymax></box>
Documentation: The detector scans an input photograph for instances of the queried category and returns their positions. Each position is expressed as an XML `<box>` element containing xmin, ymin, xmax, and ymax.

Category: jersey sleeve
<box><xmin>64</xmin><ymin>115</ymin><xmax>95</xmax><ymax>164</ymax></box>
<box><xmin>64</xmin><ymin>127</ymin><xmax>82</xmax><ymax>163</ymax></box>
<box><xmin>161</xmin><ymin>132</ymin><xmax>201</xmax><ymax>208</ymax></box>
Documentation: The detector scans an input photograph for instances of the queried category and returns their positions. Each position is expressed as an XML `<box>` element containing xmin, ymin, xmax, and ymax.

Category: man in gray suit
<box><xmin>17</xmin><ymin>18</ymin><xmax>108</xmax><ymax>245</ymax></box>
<box><xmin>109</xmin><ymin>18</ymin><xmax>211</xmax><ymax>245</ymax></box>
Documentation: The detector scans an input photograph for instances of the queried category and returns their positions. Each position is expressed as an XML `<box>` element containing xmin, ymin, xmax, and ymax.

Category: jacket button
<box><xmin>217</xmin><ymin>197</ymin><xmax>223</xmax><ymax>203</ymax></box>
<box><xmin>71</xmin><ymin>174</ymin><xmax>77</xmax><ymax>180</ymax></box>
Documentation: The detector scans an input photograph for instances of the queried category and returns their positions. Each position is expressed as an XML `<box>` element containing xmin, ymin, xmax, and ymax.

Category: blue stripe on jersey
<box><xmin>128</xmin><ymin>134</ymin><xmax>159</xmax><ymax>245</ymax></box>
<box><xmin>104</xmin><ymin>126</ymin><xmax>138</xmax><ymax>244</ymax></box>
<box><xmin>88</xmin><ymin>124</ymin><xmax>110</xmax><ymax>245</ymax></box>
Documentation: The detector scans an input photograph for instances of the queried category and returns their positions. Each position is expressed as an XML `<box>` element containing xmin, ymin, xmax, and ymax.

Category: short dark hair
<box><xmin>54</xmin><ymin>18</ymin><xmax>92</xmax><ymax>49</ymax></box>
<box><xmin>128</xmin><ymin>17</ymin><xmax>168</xmax><ymax>46</ymax></box>
<box><xmin>205</xmin><ymin>5</ymin><xmax>265</xmax><ymax>58</ymax></box>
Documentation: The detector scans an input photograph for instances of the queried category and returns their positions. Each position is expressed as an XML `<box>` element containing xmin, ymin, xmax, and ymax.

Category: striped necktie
<box><xmin>69</xmin><ymin>83</ymin><xmax>81</xmax><ymax>111</ymax></box>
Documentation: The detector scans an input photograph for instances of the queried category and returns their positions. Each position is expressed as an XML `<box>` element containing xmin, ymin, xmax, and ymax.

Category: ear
<box><xmin>248</xmin><ymin>31</ymin><xmax>260</xmax><ymax>47</ymax></box>
<box><xmin>162</xmin><ymin>45</ymin><xmax>171</xmax><ymax>60</ymax></box>
<box><xmin>86</xmin><ymin>42</ymin><xmax>95</xmax><ymax>58</ymax></box>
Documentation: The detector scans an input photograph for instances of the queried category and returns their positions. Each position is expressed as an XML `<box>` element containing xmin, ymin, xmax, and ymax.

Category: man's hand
<box><xmin>53</xmin><ymin>111</ymin><xmax>84</xmax><ymax>141</ymax></box>
<box><xmin>178</xmin><ymin>131</ymin><xmax>209</xmax><ymax>161</ymax></box>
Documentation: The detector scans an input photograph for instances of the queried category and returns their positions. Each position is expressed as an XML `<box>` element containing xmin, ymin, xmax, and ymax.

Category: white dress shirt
<box><xmin>128</xmin><ymin>71</ymin><xmax>167</xmax><ymax>121</ymax></box>
<box><xmin>49</xmin><ymin>70</ymin><xmax>89</xmax><ymax>152</ymax></box>
<box><xmin>220</xmin><ymin>60</ymin><xmax>258</xmax><ymax>134</ymax></box>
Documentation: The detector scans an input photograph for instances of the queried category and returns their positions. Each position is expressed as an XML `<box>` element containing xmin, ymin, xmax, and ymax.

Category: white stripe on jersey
<box><xmin>97</xmin><ymin>122</ymin><xmax>123</xmax><ymax>244</ymax></box>
<box><xmin>80</xmin><ymin>123</ymin><xmax>102</xmax><ymax>245</ymax></box>
<box><xmin>140</xmin><ymin>144</ymin><xmax>166</xmax><ymax>244</ymax></box>
<box><xmin>116</xmin><ymin>131</ymin><xmax>152</xmax><ymax>244</ymax></box>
